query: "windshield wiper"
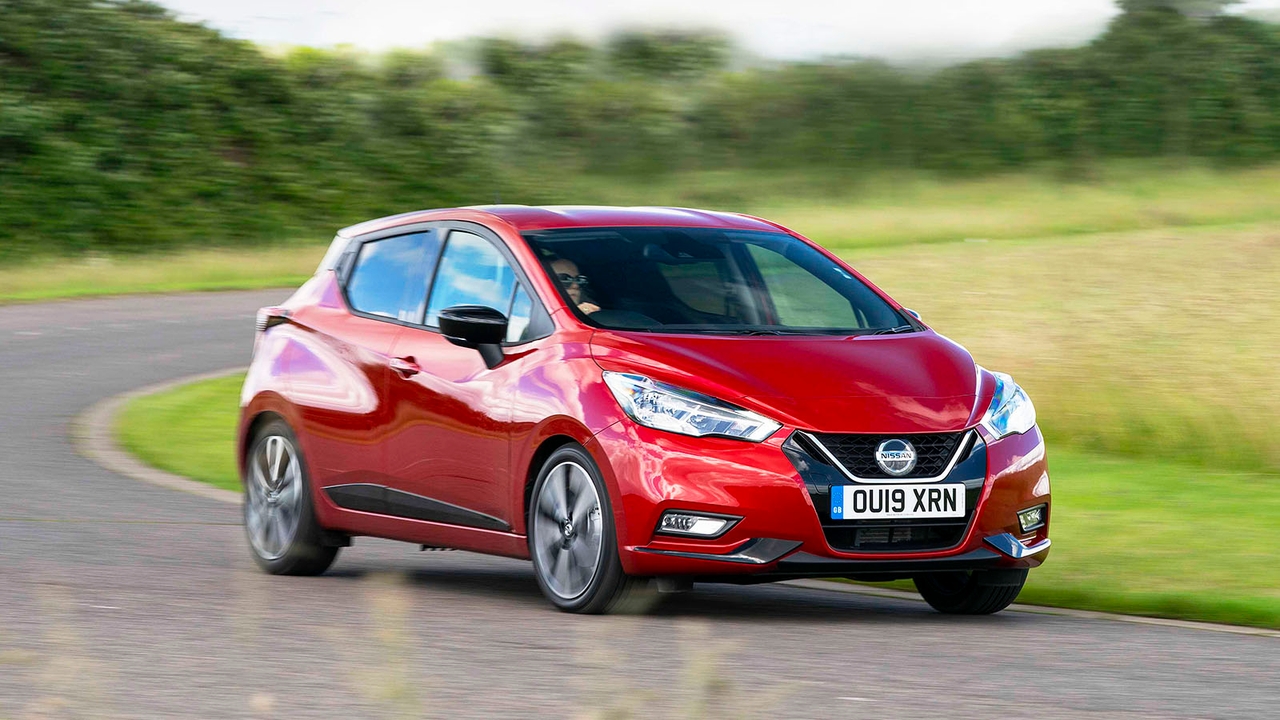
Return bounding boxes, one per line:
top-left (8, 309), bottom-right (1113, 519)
top-left (632, 325), bottom-right (872, 336)
top-left (870, 325), bottom-right (916, 336)
top-left (689, 328), bottom-right (790, 336)
top-left (641, 326), bottom-right (803, 336)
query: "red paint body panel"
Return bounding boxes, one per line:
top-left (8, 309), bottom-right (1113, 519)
top-left (382, 327), bottom-right (512, 523)
top-left (239, 206), bottom-right (1051, 577)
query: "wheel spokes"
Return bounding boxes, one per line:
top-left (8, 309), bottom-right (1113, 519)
top-left (568, 538), bottom-right (594, 572)
top-left (537, 482), bottom-right (563, 524)
top-left (533, 512), bottom-right (562, 551)
top-left (254, 449), bottom-right (272, 490)
top-left (551, 545), bottom-right (571, 590)
top-left (551, 465), bottom-right (570, 520)
top-left (569, 478), bottom-right (597, 523)
top-left (267, 437), bottom-right (282, 486)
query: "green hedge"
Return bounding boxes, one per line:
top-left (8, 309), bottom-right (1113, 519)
top-left (4, 1), bottom-right (1280, 257)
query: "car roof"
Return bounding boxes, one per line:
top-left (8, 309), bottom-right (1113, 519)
top-left (337, 205), bottom-right (783, 238)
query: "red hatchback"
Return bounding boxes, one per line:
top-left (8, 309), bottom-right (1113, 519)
top-left (239, 206), bottom-right (1051, 614)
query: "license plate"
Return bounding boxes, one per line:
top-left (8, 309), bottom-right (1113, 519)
top-left (830, 484), bottom-right (965, 520)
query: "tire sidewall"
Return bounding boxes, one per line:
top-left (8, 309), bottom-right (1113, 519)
top-left (913, 569), bottom-right (1027, 614)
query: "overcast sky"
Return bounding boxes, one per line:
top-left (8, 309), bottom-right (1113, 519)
top-left (155, 0), bottom-right (1280, 61)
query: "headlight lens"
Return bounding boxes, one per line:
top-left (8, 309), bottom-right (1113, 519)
top-left (982, 370), bottom-right (1036, 439)
top-left (602, 372), bottom-right (781, 442)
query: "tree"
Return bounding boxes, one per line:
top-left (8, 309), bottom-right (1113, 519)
top-left (1118, 0), bottom-right (1240, 19)
top-left (606, 31), bottom-right (729, 79)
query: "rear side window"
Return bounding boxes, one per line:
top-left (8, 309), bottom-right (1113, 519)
top-left (346, 231), bottom-right (440, 321)
top-left (425, 231), bottom-right (517, 326)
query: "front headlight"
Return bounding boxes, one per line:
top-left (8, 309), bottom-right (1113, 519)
top-left (981, 370), bottom-right (1036, 439)
top-left (602, 372), bottom-right (781, 442)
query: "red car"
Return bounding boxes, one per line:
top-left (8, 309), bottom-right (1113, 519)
top-left (239, 206), bottom-right (1050, 614)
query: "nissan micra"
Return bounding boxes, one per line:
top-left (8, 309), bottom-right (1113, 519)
top-left (239, 206), bottom-right (1050, 614)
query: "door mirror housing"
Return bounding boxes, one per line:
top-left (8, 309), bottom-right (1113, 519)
top-left (438, 305), bottom-right (507, 368)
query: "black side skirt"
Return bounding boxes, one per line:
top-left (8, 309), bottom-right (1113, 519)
top-left (324, 483), bottom-right (510, 533)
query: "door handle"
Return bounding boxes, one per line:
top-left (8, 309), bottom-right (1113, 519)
top-left (390, 356), bottom-right (420, 378)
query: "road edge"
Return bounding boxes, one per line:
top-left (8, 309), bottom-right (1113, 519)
top-left (71, 367), bottom-right (246, 506)
top-left (784, 580), bottom-right (1280, 639)
top-left (74, 369), bottom-right (1279, 640)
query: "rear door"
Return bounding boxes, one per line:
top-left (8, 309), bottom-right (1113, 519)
top-left (294, 229), bottom-right (439, 493)
top-left (382, 225), bottom-right (552, 530)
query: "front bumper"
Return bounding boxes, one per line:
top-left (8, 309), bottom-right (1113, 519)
top-left (589, 420), bottom-right (1051, 581)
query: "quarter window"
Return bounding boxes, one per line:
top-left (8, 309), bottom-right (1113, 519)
top-left (506, 285), bottom-right (534, 343)
top-left (346, 231), bottom-right (440, 321)
top-left (425, 231), bottom-right (517, 327)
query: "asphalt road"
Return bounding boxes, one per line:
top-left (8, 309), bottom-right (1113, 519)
top-left (1, 290), bottom-right (1276, 719)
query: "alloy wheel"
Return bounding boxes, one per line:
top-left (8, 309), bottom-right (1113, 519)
top-left (532, 461), bottom-right (604, 600)
top-left (245, 434), bottom-right (304, 561)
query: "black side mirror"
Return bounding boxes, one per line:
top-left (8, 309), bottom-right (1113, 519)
top-left (438, 305), bottom-right (507, 369)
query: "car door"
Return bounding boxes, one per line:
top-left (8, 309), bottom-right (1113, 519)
top-left (295, 228), bottom-right (439, 494)
top-left (382, 225), bottom-right (552, 530)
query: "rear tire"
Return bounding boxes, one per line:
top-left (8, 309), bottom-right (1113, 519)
top-left (527, 445), bottom-right (653, 614)
top-left (913, 569), bottom-right (1027, 615)
top-left (243, 418), bottom-right (338, 576)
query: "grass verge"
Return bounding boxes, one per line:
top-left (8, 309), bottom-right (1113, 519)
top-left (115, 372), bottom-right (1280, 629)
top-left (1001, 448), bottom-right (1279, 629)
top-left (115, 373), bottom-right (244, 493)
top-left (0, 246), bottom-right (320, 304)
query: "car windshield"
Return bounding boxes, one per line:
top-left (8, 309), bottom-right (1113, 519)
top-left (522, 227), bottom-right (912, 335)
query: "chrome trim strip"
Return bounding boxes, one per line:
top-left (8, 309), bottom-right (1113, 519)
top-left (798, 429), bottom-right (976, 484)
top-left (984, 532), bottom-right (1051, 559)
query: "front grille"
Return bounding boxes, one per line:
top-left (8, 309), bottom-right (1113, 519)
top-left (823, 521), bottom-right (968, 552)
top-left (805, 431), bottom-right (967, 479)
top-left (782, 430), bottom-right (987, 555)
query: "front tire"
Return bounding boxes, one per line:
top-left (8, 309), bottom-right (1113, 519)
top-left (527, 445), bottom-right (651, 614)
top-left (243, 418), bottom-right (338, 576)
top-left (913, 569), bottom-right (1027, 615)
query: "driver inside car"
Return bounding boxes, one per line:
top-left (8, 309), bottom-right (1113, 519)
top-left (550, 257), bottom-right (600, 315)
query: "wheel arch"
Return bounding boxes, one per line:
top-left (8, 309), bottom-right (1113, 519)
top-left (237, 408), bottom-right (288, 481)
top-left (521, 434), bottom-right (581, 534)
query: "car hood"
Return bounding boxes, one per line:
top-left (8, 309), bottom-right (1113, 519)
top-left (590, 330), bottom-right (983, 434)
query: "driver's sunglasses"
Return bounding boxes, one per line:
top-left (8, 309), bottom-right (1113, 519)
top-left (556, 273), bottom-right (589, 286)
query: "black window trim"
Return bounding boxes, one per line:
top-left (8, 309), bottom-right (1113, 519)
top-left (339, 219), bottom-right (553, 346)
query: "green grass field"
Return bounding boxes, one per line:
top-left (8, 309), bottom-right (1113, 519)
top-left (99, 161), bottom-right (1280, 627)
